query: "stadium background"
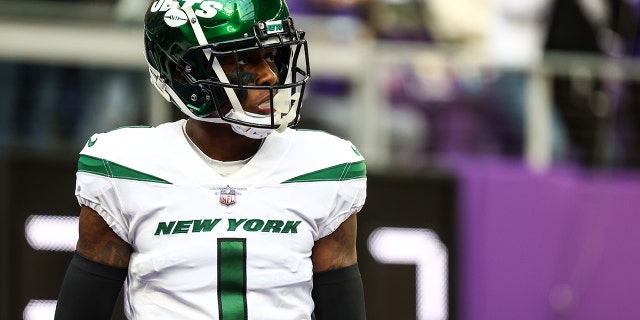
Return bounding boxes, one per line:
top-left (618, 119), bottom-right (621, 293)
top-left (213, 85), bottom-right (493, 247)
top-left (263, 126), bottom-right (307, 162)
top-left (1, 0), bottom-right (640, 319)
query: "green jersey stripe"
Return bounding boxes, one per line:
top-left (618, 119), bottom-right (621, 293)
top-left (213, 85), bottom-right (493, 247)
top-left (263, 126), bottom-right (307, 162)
top-left (282, 160), bottom-right (366, 183)
top-left (77, 154), bottom-right (171, 184)
top-left (218, 239), bottom-right (248, 320)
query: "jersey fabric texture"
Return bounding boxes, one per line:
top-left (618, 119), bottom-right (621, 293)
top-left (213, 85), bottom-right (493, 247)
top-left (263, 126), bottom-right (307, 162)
top-left (74, 119), bottom-right (367, 320)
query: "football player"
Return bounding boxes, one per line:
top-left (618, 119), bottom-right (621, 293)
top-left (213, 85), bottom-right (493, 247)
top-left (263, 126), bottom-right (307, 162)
top-left (54, 0), bottom-right (367, 319)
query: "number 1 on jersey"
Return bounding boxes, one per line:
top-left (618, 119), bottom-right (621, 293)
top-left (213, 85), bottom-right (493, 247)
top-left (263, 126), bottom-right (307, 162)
top-left (218, 238), bottom-right (247, 320)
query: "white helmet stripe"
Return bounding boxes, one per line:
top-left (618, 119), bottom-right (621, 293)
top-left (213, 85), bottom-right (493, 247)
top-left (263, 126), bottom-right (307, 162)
top-left (182, 5), bottom-right (244, 115)
top-left (210, 58), bottom-right (244, 115)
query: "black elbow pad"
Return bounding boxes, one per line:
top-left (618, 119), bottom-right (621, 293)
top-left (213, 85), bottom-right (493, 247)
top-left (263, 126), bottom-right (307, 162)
top-left (312, 264), bottom-right (366, 320)
top-left (54, 252), bottom-right (127, 320)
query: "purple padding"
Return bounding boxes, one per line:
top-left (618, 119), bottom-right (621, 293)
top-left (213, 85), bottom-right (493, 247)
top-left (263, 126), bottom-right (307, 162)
top-left (450, 158), bottom-right (640, 320)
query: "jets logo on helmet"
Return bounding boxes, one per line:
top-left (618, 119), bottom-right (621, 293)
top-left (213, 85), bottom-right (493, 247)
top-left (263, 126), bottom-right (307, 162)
top-left (163, 8), bottom-right (188, 27)
top-left (150, 0), bottom-right (222, 19)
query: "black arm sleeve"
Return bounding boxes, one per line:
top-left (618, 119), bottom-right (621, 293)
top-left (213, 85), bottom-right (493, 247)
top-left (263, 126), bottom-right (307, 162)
top-left (54, 252), bottom-right (127, 320)
top-left (311, 264), bottom-right (366, 320)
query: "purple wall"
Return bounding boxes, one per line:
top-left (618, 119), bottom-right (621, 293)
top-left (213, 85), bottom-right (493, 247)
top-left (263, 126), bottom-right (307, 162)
top-left (450, 158), bottom-right (640, 320)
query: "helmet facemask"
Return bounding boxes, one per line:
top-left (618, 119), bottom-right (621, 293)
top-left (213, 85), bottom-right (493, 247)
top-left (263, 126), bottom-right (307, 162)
top-left (177, 13), bottom-right (309, 137)
top-left (177, 30), bottom-right (309, 131)
top-left (144, 0), bottom-right (310, 139)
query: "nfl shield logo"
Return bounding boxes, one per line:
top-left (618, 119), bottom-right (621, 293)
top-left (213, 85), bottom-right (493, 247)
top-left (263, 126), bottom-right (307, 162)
top-left (219, 186), bottom-right (236, 207)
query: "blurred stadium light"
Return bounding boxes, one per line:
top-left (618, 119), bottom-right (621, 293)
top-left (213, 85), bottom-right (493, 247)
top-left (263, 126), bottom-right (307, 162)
top-left (23, 300), bottom-right (57, 320)
top-left (25, 215), bottom-right (78, 252)
top-left (368, 227), bottom-right (448, 320)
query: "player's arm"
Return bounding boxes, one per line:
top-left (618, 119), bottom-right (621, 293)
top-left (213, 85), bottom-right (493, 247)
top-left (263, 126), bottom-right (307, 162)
top-left (311, 214), bottom-right (366, 320)
top-left (54, 205), bottom-right (131, 320)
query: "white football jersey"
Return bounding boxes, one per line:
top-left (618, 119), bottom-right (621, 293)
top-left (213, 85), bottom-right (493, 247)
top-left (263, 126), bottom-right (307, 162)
top-left (74, 120), bottom-right (367, 320)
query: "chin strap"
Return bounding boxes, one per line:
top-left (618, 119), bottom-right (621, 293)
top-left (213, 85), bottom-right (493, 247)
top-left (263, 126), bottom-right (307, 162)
top-left (148, 64), bottom-right (275, 139)
top-left (148, 63), bottom-right (274, 138)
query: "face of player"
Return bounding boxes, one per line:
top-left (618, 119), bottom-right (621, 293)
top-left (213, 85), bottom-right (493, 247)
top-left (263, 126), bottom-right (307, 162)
top-left (218, 48), bottom-right (280, 116)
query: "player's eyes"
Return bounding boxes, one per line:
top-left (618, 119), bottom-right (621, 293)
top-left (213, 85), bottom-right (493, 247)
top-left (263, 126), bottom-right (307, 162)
top-left (263, 49), bottom-right (277, 62)
top-left (264, 54), bottom-right (276, 63)
top-left (232, 50), bottom-right (276, 66)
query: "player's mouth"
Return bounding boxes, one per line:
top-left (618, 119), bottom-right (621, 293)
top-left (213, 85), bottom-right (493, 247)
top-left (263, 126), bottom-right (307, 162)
top-left (256, 96), bottom-right (273, 114)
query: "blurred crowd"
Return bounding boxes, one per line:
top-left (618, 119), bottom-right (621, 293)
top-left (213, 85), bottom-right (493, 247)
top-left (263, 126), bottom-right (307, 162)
top-left (296, 0), bottom-right (640, 170)
top-left (1, 0), bottom-right (639, 170)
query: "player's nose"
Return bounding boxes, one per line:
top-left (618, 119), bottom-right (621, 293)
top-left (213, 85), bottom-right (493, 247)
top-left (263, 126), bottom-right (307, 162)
top-left (255, 59), bottom-right (278, 86)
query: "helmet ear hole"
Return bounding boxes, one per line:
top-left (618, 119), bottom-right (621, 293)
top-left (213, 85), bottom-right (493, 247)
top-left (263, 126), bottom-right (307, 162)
top-left (175, 68), bottom-right (187, 84)
top-left (163, 60), bottom-right (185, 85)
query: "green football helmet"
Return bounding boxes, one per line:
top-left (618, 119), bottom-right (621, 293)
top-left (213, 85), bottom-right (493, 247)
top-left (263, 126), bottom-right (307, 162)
top-left (144, 0), bottom-right (310, 138)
